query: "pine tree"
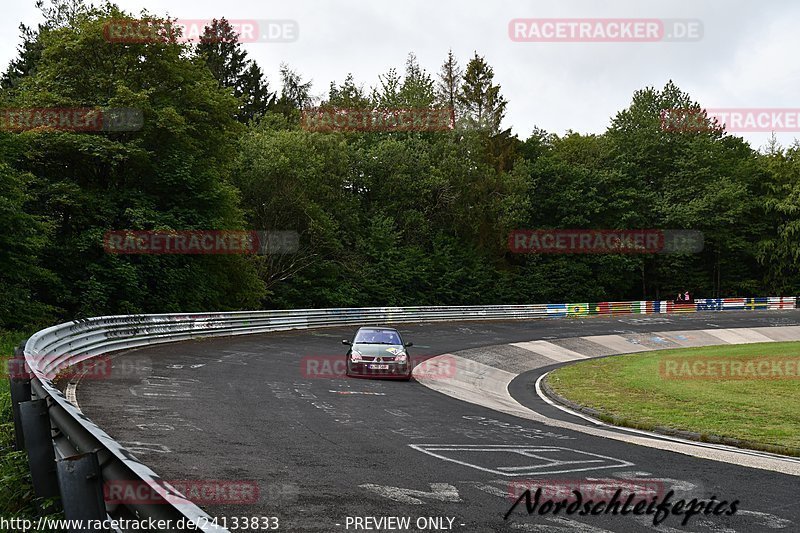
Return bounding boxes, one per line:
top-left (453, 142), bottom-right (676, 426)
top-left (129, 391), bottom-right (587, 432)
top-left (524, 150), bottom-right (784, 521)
top-left (274, 63), bottom-right (314, 118)
top-left (325, 73), bottom-right (370, 108)
top-left (371, 68), bottom-right (402, 108)
top-left (239, 61), bottom-right (276, 122)
top-left (459, 52), bottom-right (507, 134)
top-left (1, 24), bottom-right (43, 91)
top-left (398, 53), bottom-right (435, 107)
top-left (197, 18), bottom-right (276, 123)
top-left (436, 49), bottom-right (463, 119)
top-left (1, 0), bottom-right (91, 91)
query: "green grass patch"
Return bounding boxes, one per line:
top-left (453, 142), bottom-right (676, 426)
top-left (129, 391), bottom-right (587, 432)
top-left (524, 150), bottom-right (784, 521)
top-left (546, 342), bottom-right (800, 454)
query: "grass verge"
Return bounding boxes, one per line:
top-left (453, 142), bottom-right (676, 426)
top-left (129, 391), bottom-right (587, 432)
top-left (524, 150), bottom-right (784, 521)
top-left (546, 341), bottom-right (800, 455)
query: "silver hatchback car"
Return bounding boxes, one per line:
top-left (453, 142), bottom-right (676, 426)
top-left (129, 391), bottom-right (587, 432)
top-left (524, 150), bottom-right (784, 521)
top-left (342, 327), bottom-right (413, 380)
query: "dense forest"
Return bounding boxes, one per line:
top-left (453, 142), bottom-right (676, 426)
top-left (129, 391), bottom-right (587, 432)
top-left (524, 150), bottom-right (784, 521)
top-left (2, 1), bottom-right (800, 332)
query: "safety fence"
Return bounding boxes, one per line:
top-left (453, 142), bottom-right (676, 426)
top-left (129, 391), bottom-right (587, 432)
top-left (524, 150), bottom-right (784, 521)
top-left (8, 296), bottom-right (797, 531)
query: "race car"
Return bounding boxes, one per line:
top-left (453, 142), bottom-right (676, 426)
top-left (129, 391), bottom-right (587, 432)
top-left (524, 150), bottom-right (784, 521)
top-left (342, 327), bottom-right (413, 380)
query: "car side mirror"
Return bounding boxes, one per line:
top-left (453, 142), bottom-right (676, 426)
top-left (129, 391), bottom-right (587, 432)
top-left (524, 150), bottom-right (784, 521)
top-left (342, 339), bottom-right (351, 345)
top-left (404, 342), bottom-right (413, 347)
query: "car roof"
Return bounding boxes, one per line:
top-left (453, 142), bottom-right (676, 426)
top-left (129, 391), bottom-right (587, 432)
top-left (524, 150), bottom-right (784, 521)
top-left (356, 327), bottom-right (399, 332)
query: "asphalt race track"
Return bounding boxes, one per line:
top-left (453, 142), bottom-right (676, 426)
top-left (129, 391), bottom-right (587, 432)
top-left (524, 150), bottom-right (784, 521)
top-left (76, 310), bottom-right (800, 532)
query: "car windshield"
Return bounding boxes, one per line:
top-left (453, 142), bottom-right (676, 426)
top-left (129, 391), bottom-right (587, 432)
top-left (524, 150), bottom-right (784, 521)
top-left (354, 329), bottom-right (401, 345)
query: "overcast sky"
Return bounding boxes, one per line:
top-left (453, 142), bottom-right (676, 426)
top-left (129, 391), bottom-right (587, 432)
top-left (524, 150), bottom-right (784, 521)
top-left (3, 0), bottom-right (799, 150)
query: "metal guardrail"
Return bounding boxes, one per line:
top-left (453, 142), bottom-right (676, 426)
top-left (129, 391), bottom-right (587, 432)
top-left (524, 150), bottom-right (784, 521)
top-left (10, 296), bottom-right (797, 531)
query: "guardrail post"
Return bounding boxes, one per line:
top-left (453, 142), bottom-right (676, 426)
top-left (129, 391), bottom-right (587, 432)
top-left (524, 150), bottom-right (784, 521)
top-left (9, 345), bottom-right (32, 451)
top-left (57, 452), bottom-right (107, 528)
top-left (20, 399), bottom-right (61, 503)
top-left (9, 376), bottom-right (31, 451)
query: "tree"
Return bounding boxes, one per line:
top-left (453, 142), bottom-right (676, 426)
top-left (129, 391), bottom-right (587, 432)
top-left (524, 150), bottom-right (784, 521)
top-left (757, 141), bottom-right (800, 294)
top-left (196, 18), bottom-right (276, 123)
top-left (237, 61), bottom-right (276, 122)
top-left (436, 50), bottom-right (463, 119)
top-left (231, 121), bottom-right (360, 306)
top-left (0, 161), bottom-right (54, 328)
top-left (370, 68), bottom-right (403, 108)
top-left (397, 53), bottom-right (435, 107)
top-left (371, 54), bottom-right (436, 109)
top-left (517, 132), bottom-right (642, 300)
top-left (1, 0), bottom-right (92, 91)
top-left (324, 73), bottom-right (371, 109)
top-left (5, 5), bottom-right (265, 317)
top-left (1, 24), bottom-right (44, 92)
top-left (606, 81), bottom-right (761, 298)
top-left (35, 0), bottom-right (89, 27)
top-left (458, 52), bottom-right (507, 134)
top-left (273, 63), bottom-right (314, 120)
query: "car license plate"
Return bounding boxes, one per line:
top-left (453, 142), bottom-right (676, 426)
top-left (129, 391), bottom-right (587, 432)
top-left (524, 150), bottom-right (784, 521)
top-left (369, 364), bottom-right (390, 370)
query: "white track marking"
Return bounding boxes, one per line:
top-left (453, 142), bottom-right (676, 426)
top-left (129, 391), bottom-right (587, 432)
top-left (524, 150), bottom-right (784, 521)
top-left (65, 382), bottom-right (80, 411)
top-left (359, 483), bottom-right (461, 505)
top-left (630, 514), bottom-right (702, 533)
top-left (117, 441), bottom-right (172, 454)
top-left (512, 517), bottom-right (615, 532)
top-left (136, 423), bottom-right (174, 431)
top-left (736, 510), bottom-right (793, 529)
top-left (65, 354), bottom-right (104, 411)
top-left (462, 481), bottom-right (509, 498)
top-left (409, 444), bottom-right (633, 476)
top-left (534, 375), bottom-right (605, 426)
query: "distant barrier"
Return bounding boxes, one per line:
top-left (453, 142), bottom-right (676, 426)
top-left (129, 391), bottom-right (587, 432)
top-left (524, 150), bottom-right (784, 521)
top-left (558, 297), bottom-right (794, 317)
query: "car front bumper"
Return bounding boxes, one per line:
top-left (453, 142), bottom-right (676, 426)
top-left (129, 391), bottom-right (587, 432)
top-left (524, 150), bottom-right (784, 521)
top-left (347, 361), bottom-right (411, 379)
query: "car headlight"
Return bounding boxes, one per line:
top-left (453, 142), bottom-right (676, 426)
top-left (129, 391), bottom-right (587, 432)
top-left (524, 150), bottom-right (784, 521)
top-left (350, 350), bottom-right (363, 362)
top-left (395, 352), bottom-right (408, 363)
